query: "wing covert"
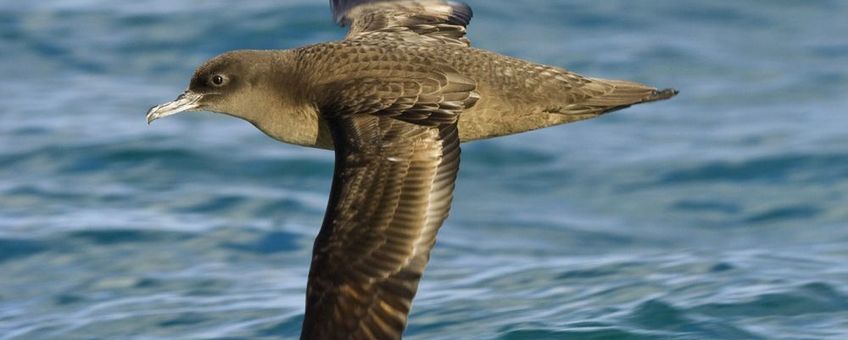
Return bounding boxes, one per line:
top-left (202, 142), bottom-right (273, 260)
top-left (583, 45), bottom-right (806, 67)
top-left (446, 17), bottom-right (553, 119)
top-left (317, 62), bottom-right (479, 126)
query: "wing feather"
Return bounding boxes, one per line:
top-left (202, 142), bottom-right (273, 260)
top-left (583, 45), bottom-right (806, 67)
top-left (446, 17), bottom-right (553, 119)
top-left (332, 0), bottom-right (473, 46)
top-left (302, 119), bottom-right (460, 340)
top-left (301, 63), bottom-right (476, 339)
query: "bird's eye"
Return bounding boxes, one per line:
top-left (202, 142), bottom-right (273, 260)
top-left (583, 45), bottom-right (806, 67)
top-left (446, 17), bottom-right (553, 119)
top-left (211, 74), bottom-right (225, 86)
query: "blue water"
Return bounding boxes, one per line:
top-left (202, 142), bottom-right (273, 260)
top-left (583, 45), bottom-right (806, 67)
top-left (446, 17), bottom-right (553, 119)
top-left (2, 0), bottom-right (847, 338)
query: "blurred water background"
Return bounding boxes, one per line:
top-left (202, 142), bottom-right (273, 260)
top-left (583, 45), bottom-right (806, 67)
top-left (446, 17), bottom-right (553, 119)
top-left (2, 0), bottom-right (848, 338)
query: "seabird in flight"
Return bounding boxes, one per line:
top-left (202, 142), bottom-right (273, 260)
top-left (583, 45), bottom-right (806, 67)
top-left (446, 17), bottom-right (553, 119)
top-left (146, 0), bottom-right (677, 338)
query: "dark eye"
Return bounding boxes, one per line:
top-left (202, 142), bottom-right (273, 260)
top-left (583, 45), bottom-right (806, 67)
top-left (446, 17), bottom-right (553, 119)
top-left (211, 75), bottom-right (225, 86)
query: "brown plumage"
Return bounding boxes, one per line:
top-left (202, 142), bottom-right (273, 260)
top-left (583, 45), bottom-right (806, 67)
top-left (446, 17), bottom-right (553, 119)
top-left (146, 0), bottom-right (677, 339)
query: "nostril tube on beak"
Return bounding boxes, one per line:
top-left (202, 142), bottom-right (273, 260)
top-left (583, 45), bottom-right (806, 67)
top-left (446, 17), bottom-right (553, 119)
top-left (145, 91), bottom-right (203, 124)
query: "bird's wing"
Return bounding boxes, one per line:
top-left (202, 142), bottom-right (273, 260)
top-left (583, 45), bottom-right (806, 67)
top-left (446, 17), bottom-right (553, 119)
top-left (330, 0), bottom-right (473, 46)
top-left (301, 65), bottom-right (477, 339)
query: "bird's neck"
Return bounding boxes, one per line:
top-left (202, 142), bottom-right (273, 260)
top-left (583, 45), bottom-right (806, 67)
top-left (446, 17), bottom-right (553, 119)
top-left (230, 51), bottom-right (334, 150)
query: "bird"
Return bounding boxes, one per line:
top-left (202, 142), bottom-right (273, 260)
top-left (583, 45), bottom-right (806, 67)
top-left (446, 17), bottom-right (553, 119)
top-left (146, 0), bottom-right (677, 338)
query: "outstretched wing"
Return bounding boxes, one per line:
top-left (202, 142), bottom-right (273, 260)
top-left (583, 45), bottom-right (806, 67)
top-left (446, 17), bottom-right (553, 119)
top-left (330, 0), bottom-right (473, 46)
top-left (301, 66), bottom-right (477, 339)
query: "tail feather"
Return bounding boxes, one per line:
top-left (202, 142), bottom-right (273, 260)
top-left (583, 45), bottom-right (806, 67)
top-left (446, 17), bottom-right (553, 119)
top-left (578, 79), bottom-right (678, 115)
top-left (646, 88), bottom-right (679, 103)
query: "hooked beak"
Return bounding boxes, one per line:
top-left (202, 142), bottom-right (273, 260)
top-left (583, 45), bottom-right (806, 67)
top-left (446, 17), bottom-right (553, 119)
top-left (146, 91), bottom-right (203, 124)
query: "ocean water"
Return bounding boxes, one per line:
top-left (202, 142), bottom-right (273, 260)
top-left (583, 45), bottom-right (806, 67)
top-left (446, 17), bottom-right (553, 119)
top-left (1, 0), bottom-right (847, 338)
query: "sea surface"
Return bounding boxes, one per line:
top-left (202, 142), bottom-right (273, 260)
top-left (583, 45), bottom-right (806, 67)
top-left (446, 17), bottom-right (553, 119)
top-left (2, 0), bottom-right (848, 339)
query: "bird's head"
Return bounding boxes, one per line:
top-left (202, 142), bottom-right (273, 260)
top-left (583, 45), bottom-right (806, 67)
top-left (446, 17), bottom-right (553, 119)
top-left (146, 50), bottom-right (331, 148)
top-left (146, 50), bottom-right (270, 124)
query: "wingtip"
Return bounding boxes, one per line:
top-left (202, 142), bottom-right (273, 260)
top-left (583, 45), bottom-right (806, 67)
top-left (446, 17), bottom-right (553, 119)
top-left (446, 1), bottom-right (473, 25)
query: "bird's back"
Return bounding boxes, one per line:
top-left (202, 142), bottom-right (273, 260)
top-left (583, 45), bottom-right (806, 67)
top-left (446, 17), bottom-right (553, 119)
top-left (296, 37), bottom-right (675, 143)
